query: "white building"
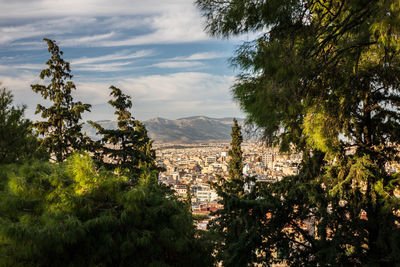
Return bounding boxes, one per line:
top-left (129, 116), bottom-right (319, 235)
top-left (262, 153), bottom-right (274, 169)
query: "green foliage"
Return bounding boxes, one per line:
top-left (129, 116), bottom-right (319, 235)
top-left (228, 119), bottom-right (244, 195)
top-left (208, 119), bottom-right (255, 266)
top-left (0, 154), bottom-right (213, 266)
top-left (89, 86), bottom-right (159, 181)
top-left (198, 0), bottom-right (400, 154)
top-left (197, 0), bottom-right (400, 265)
top-left (1, 38), bottom-right (212, 266)
top-left (31, 39), bottom-right (91, 162)
top-left (303, 106), bottom-right (341, 156)
top-left (0, 87), bottom-right (48, 164)
top-left (186, 184), bottom-right (192, 212)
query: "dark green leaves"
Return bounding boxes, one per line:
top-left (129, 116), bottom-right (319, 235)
top-left (89, 86), bottom-right (159, 182)
top-left (0, 154), bottom-right (213, 266)
top-left (0, 87), bottom-right (47, 164)
top-left (31, 39), bottom-right (91, 162)
top-left (197, 0), bottom-right (400, 265)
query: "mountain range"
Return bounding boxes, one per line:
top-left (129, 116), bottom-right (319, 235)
top-left (83, 116), bottom-right (244, 144)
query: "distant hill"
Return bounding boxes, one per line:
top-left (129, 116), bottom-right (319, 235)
top-left (83, 116), bottom-right (245, 144)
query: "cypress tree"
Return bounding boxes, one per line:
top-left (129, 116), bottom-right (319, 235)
top-left (186, 184), bottom-right (192, 212)
top-left (31, 38), bottom-right (91, 162)
top-left (208, 118), bottom-right (254, 266)
top-left (227, 118), bottom-right (244, 196)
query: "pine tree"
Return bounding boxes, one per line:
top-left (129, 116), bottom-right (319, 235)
top-left (135, 120), bottom-right (158, 170)
top-left (31, 38), bottom-right (91, 162)
top-left (197, 0), bottom-right (400, 265)
top-left (0, 153), bottom-right (214, 266)
top-left (89, 86), bottom-right (158, 180)
top-left (0, 87), bottom-right (47, 163)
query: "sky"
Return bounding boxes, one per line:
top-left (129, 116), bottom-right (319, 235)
top-left (0, 0), bottom-right (249, 121)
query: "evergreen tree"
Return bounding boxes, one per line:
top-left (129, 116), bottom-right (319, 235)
top-left (0, 153), bottom-right (213, 266)
top-left (135, 120), bottom-right (158, 170)
top-left (0, 87), bottom-right (47, 163)
top-left (89, 86), bottom-right (158, 180)
top-left (208, 119), bottom-right (255, 266)
top-left (31, 38), bottom-right (91, 162)
top-left (227, 118), bottom-right (244, 196)
top-left (186, 184), bottom-right (192, 212)
top-left (197, 0), bottom-right (400, 265)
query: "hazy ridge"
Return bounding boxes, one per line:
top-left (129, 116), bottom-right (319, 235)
top-left (83, 116), bottom-right (244, 144)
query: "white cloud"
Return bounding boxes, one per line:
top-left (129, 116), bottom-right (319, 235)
top-left (0, 0), bottom-right (194, 19)
top-left (0, 71), bottom-right (240, 120)
top-left (97, 9), bottom-right (208, 46)
top-left (173, 52), bottom-right (229, 61)
top-left (69, 49), bottom-right (155, 72)
top-left (71, 49), bottom-right (153, 65)
top-left (0, 17), bottom-right (99, 45)
top-left (1, 73), bottom-right (39, 91)
top-left (0, 24), bottom-right (46, 45)
top-left (0, 64), bottom-right (44, 71)
top-left (0, 1), bottom-right (242, 120)
top-left (148, 51), bottom-right (228, 70)
top-left (114, 72), bottom-right (239, 119)
top-left (68, 72), bottom-right (239, 120)
top-left (0, 50), bottom-right (154, 73)
top-left (74, 61), bottom-right (133, 72)
top-left (60, 32), bottom-right (117, 46)
top-left (0, 0), bottom-right (210, 47)
top-left (152, 61), bottom-right (204, 69)
top-left (117, 72), bottom-right (234, 102)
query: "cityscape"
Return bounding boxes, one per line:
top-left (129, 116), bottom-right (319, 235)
top-left (155, 142), bottom-right (302, 229)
